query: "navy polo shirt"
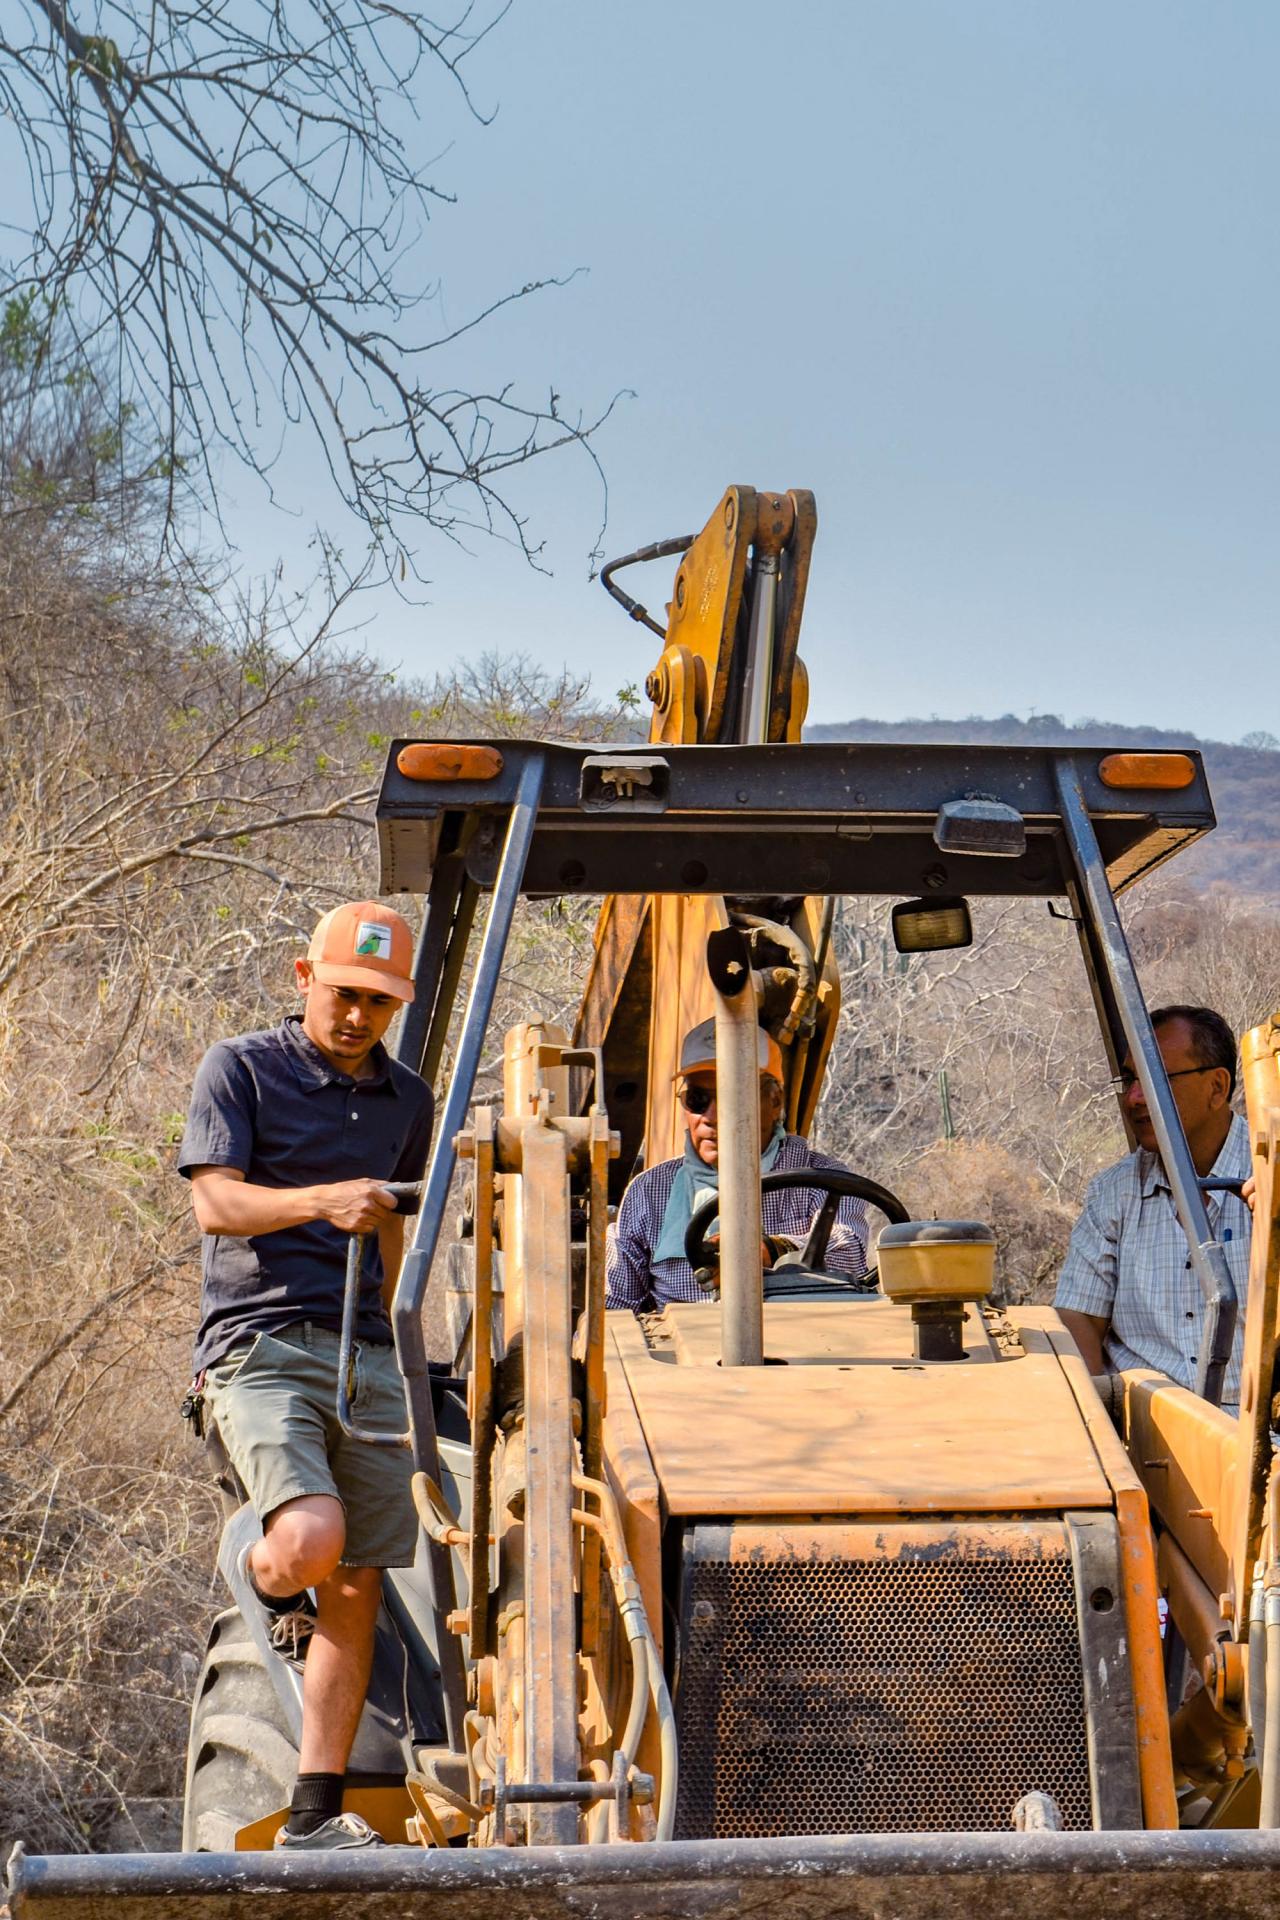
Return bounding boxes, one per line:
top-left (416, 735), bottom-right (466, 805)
top-left (179, 1015), bottom-right (434, 1371)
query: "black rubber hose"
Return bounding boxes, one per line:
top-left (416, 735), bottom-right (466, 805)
top-left (600, 535), bottom-right (694, 638)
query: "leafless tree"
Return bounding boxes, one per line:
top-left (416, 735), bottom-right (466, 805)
top-left (0, 2), bottom-right (619, 561)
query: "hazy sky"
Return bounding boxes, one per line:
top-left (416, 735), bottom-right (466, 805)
top-left (228, 2), bottom-right (1279, 743)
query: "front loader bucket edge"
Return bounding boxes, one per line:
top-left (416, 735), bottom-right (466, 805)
top-left (10, 1829), bottom-right (1280, 1920)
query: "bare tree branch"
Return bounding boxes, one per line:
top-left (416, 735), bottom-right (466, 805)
top-left (1, 1), bottom-right (620, 563)
top-left (0, 784), bottom-right (374, 993)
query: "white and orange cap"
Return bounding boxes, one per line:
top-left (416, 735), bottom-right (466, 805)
top-left (307, 901), bottom-right (415, 1003)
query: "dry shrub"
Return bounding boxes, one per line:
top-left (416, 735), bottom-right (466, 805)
top-left (814, 896), bottom-right (1127, 1209)
top-left (0, 1454), bottom-right (218, 1856)
top-left (898, 1139), bottom-right (1079, 1306)
top-left (0, 957), bottom-right (224, 1854)
top-left (1125, 882), bottom-right (1280, 1042)
top-left (808, 889), bottom-right (1280, 1310)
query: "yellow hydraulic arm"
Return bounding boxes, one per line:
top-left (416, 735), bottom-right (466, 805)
top-left (577, 487), bottom-right (838, 1185)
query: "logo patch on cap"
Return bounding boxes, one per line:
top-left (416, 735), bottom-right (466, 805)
top-left (355, 921), bottom-right (393, 958)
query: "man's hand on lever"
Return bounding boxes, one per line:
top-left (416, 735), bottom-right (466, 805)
top-left (319, 1179), bottom-right (399, 1235)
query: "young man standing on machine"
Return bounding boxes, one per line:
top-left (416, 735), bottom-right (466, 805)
top-left (180, 901), bottom-right (431, 1851)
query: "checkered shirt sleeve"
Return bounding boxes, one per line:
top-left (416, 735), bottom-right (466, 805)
top-left (1054, 1171), bottom-right (1124, 1320)
top-left (606, 1134), bottom-right (869, 1313)
top-left (1054, 1113), bottom-right (1251, 1404)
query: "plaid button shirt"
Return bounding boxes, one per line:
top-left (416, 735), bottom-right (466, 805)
top-left (606, 1133), bottom-right (869, 1313)
top-left (1054, 1112), bottom-right (1251, 1405)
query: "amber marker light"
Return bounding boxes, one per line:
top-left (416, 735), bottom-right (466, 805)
top-left (1098, 752), bottom-right (1196, 790)
top-left (396, 743), bottom-right (504, 781)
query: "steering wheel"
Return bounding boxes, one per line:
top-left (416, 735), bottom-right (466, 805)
top-left (683, 1167), bottom-right (910, 1296)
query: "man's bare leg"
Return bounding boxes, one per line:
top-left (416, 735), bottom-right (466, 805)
top-left (297, 1564), bottom-right (384, 1773)
top-left (245, 1494), bottom-right (383, 1773)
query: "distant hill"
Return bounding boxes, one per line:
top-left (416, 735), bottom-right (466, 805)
top-left (805, 713), bottom-right (1280, 898)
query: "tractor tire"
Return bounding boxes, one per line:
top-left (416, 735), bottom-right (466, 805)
top-left (182, 1605), bottom-right (298, 1851)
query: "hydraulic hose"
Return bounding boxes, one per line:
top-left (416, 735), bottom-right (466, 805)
top-left (731, 912), bottom-right (818, 1047)
top-left (618, 1593), bottom-right (651, 1771)
top-left (1262, 1465), bottom-right (1280, 1828)
top-left (1250, 1564), bottom-right (1267, 1779)
top-left (648, 1622), bottom-right (679, 1842)
top-left (600, 535), bottom-right (694, 639)
top-left (1263, 1590), bottom-right (1280, 1828)
top-left (574, 1472), bottom-right (678, 1841)
top-left (570, 1503), bottom-right (648, 1779)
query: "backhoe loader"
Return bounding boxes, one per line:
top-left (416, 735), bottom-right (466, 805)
top-left (9, 489), bottom-right (1280, 1918)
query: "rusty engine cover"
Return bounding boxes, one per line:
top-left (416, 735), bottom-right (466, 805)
top-left (673, 1520), bottom-right (1105, 1838)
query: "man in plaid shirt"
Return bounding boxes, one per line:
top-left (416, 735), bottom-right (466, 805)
top-left (1055, 1005), bottom-right (1251, 1407)
top-left (606, 1017), bottom-right (869, 1313)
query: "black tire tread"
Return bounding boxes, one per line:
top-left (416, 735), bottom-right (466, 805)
top-left (181, 1606), bottom-right (298, 1851)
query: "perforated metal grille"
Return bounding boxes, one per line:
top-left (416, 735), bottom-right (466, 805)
top-left (673, 1534), bottom-right (1091, 1838)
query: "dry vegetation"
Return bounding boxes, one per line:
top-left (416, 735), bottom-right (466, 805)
top-left (0, 583), bottom-right (620, 1849)
top-left (0, 313), bottom-right (627, 1852)
top-left (818, 887), bottom-right (1280, 1302)
top-left (3, 329), bottom-right (1279, 1858)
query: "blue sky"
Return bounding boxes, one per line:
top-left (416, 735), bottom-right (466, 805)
top-left (226, 2), bottom-right (1279, 742)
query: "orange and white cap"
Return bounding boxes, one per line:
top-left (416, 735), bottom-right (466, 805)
top-left (307, 901), bottom-right (415, 1003)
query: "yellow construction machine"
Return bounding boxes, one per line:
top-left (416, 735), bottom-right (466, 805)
top-left (9, 490), bottom-right (1280, 1916)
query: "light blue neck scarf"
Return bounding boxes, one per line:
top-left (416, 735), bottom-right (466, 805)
top-left (653, 1121), bottom-right (787, 1266)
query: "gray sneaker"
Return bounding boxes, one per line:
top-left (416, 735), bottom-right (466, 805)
top-left (275, 1812), bottom-right (386, 1850)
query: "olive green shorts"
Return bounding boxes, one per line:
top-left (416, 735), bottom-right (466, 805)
top-left (203, 1322), bottom-right (417, 1568)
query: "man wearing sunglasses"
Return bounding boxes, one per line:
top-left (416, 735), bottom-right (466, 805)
top-left (1055, 1004), bottom-right (1251, 1407)
top-left (605, 1017), bottom-right (869, 1314)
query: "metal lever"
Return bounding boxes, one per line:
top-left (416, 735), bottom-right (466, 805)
top-left (1054, 759), bottom-right (1238, 1406)
top-left (483, 1754), bottom-right (653, 1844)
top-left (336, 1180), bottom-right (422, 1447)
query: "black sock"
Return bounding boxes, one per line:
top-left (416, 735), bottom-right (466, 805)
top-left (248, 1565), bottom-right (308, 1616)
top-left (286, 1772), bottom-right (344, 1836)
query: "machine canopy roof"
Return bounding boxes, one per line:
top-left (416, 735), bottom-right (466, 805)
top-left (376, 739), bottom-right (1214, 902)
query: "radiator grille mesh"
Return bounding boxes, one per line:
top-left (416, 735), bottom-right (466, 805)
top-left (673, 1537), bottom-right (1091, 1838)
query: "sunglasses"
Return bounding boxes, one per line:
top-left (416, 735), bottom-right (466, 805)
top-left (679, 1084), bottom-right (717, 1116)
